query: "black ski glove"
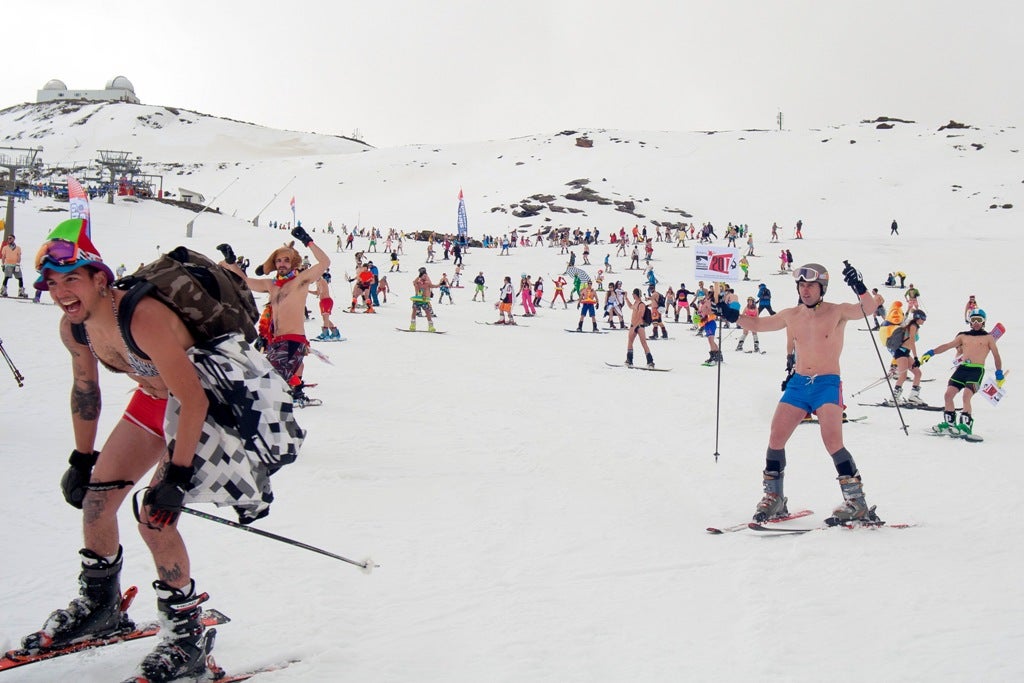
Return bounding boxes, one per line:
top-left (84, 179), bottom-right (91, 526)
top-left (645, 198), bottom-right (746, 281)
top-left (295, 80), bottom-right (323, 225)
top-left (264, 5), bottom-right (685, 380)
top-left (216, 243), bottom-right (237, 265)
top-left (61, 449), bottom-right (99, 509)
top-left (841, 261), bottom-right (867, 296)
top-left (255, 264), bottom-right (265, 276)
top-left (781, 353), bottom-right (796, 391)
top-left (291, 225), bottom-right (313, 247)
top-left (143, 463), bottom-right (193, 528)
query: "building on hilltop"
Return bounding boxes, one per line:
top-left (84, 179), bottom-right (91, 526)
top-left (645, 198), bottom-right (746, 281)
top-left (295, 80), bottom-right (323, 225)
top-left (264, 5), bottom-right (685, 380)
top-left (36, 76), bottom-right (140, 104)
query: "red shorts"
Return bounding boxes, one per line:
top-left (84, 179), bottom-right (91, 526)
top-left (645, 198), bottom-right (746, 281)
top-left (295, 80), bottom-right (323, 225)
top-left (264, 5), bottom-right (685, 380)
top-left (122, 389), bottom-right (167, 438)
top-left (319, 297), bottom-right (334, 314)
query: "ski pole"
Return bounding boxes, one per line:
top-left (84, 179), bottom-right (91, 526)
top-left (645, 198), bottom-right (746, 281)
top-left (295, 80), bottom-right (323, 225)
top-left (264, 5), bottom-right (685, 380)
top-left (132, 489), bottom-right (377, 573)
top-left (0, 337), bottom-right (25, 387)
top-left (712, 285), bottom-right (725, 462)
top-left (849, 373), bottom-right (893, 399)
top-left (179, 506), bottom-right (377, 573)
top-left (843, 260), bottom-right (909, 435)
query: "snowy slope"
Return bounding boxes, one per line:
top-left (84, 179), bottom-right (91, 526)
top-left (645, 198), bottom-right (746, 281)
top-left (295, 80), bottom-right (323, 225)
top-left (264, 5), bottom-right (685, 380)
top-left (0, 114), bottom-right (1020, 683)
top-left (0, 100), bottom-right (369, 164)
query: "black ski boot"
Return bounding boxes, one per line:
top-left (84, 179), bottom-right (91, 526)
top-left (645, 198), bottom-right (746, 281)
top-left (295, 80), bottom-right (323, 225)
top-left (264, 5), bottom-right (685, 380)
top-left (135, 580), bottom-right (212, 682)
top-left (646, 352), bottom-right (655, 369)
top-left (22, 547), bottom-right (133, 651)
top-left (625, 350), bottom-right (634, 367)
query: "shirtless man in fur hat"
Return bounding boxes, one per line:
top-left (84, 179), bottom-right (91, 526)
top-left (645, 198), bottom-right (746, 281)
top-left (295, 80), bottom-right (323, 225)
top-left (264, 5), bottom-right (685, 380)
top-left (224, 226), bottom-right (329, 404)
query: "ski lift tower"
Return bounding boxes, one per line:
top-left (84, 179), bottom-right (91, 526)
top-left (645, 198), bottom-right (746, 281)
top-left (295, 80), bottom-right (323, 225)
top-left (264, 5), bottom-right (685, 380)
top-left (96, 150), bottom-right (142, 204)
top-left (0, 145), bottom-right (42, 242)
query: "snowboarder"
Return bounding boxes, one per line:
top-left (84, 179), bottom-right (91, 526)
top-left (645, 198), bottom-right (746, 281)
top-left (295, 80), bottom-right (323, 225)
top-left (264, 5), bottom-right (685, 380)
top-left (920, 309), bottom-right (1005, 436)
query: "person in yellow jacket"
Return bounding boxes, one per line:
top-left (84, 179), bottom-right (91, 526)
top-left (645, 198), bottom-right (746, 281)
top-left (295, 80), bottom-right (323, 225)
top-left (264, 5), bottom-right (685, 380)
top-left (879, 300), bottom-right (905, 345)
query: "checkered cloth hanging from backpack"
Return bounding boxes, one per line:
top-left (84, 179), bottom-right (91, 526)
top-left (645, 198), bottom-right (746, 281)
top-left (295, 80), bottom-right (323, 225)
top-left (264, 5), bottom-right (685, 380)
top-left (164, 334), bottom-right (305, 523)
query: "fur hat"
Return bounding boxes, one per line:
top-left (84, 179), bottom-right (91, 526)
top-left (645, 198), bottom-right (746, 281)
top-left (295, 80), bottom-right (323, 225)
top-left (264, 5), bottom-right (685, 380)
top-left (262, 241), bottom-right (301, 274)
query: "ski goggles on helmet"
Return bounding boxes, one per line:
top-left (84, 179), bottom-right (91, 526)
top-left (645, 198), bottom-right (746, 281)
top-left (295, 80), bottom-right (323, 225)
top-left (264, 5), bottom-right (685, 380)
top-left (35, 238), bottom-right (82, 269)
top-left (792, 266), bottom-right (823, 283)
top-left (969, 315), bottom-right (985, 324)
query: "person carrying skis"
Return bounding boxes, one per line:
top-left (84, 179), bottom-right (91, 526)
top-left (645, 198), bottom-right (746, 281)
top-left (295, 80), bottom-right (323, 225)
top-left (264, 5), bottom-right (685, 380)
top-left (920, 309), bottom-right (1005, 436)
top-left (731, 261), bottom-right (881, 525)
top-left (24, 220), bottom-right (303, 683)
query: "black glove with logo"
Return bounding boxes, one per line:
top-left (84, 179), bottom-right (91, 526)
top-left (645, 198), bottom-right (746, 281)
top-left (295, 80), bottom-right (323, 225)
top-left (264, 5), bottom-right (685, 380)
top-left (216, 243), bottom-right (237, 265)
top-left (143, 463), bottom-right (193, 528)
top-left (781, 353), bottom-right (796, 391)
top-left (61, 449), bottom-right (99, 509)
top-left (842, 261), bottom-right (867, 296)
top-left (291, 225), bottom-right (313, 247)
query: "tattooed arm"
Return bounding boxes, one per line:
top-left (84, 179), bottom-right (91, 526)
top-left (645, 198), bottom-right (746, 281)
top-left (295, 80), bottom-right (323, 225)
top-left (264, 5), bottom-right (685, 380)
top-left (59, 317), bottom-right (101, 454)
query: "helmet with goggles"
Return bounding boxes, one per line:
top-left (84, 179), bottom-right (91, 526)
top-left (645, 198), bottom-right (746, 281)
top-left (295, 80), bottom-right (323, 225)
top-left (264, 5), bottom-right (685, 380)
top-left (793, 263), bottom-right (829, 295)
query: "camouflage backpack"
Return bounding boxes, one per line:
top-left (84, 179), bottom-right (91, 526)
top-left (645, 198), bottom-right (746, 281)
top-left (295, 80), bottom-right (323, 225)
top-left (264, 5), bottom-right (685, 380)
top-left (72, 246), bottom-right (259, 358)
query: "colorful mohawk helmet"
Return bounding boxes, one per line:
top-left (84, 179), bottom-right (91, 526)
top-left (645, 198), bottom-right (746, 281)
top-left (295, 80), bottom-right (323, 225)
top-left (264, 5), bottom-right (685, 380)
top-left (34, 218), bottom-right (115, 291)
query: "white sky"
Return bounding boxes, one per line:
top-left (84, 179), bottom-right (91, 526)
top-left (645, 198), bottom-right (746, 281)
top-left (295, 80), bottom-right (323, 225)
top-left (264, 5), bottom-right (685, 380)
top-left (5, 0), bottom-right (1020, 147)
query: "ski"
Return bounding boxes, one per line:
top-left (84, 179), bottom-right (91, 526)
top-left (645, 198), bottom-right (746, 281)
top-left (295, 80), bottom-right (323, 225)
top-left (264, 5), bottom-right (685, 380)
top-left (307, 347), bottom-right (333, 365)
top-left (707, 509), bottom-right (813, 534)
top-left (310, 336), bottom-right (347, 342)
top-left (800, 416), bottom-right (867, 424)
top-left (476, 321), bottom-right (527, 327)
top-left (1, 608), bottom-right (231, 672)
top-left (605, 362), bottom-right (671, 372)
top-left (748, 520), bottom-right (917, 535)
top-left (396, 327), bottom-right (446, 334)
top-left (858, 401), bottom-right (944, 411)
top-left (742, 350), bottom-right (767, 355)
top-left (565, 329), bottom-right (607, 334)
top-left (923, 429), bottom-right (983, 443)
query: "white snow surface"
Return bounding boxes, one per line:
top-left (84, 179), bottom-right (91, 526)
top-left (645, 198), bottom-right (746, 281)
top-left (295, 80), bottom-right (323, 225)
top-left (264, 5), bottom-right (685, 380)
top-left (0, 111), bottom-right (1021, 682)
